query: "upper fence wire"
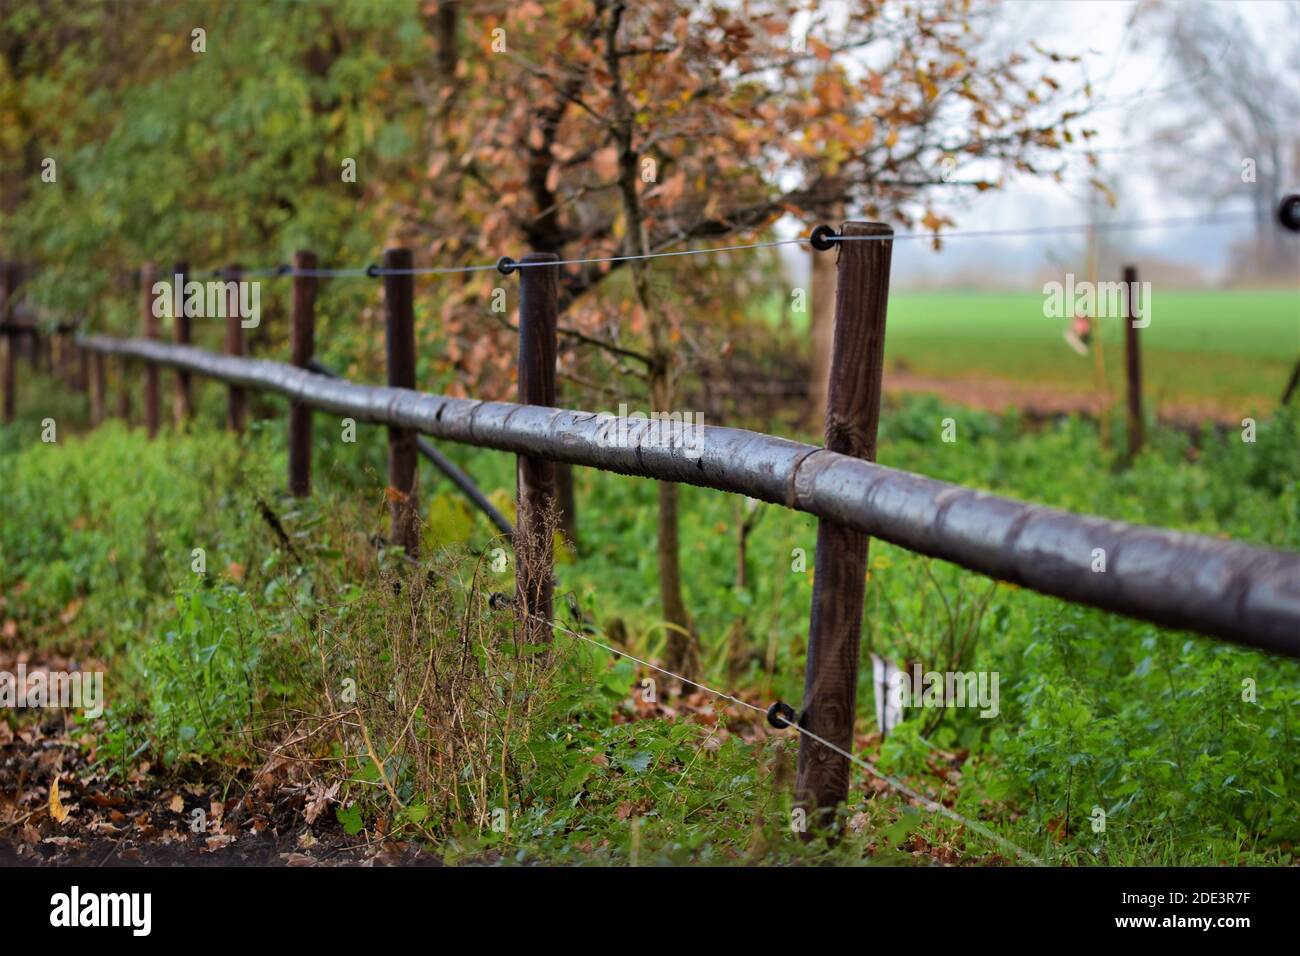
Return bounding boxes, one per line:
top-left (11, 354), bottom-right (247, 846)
top-left (50, 206), bottom-right (1279, 284)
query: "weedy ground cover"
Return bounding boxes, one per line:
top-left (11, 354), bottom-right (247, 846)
top-left (2, 374), bottom-right (1297, 864)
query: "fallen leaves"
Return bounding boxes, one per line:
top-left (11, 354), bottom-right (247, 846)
top-left (303, 781), bottom-right (339, 825)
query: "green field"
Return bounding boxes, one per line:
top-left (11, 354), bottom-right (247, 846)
top-left (882, 291), bottom-right (1300, 413)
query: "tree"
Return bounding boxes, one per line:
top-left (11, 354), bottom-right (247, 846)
top-left (0, 0), bottom-right (1095, 678)
top-left (1136, 0), bottom-right (1300, 282)
top-left (405, 0), bottom-right (1093, 674)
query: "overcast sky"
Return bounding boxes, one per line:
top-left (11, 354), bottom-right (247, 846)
top-left (780, 0), bottom-right (1298, 289)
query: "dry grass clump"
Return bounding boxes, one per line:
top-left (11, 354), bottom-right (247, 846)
top-left (265, 498), bottom-right (565, 842)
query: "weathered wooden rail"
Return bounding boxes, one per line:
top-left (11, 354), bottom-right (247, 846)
top-left (6, 223), bottom-right (1300, 835)
top-left (73, 328), bottom-right (1300, 660)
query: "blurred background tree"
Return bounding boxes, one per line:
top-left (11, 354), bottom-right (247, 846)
top-left (0, 0), bottom-right (1093, 674)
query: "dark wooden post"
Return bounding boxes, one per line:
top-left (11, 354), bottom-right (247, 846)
top-left (383, 248), bottom-right (419, 557)
top-left (516, 253), bottom-right (559, 643)
top-left (1, 261), bottom-right (15, 424)
top-left (50, 332), bottom-right (62, 385)
top-left (1122, 265), bottom-right (1144, 460)
top-left (555, 462), bottom-right (578, 548)
top-left (224, 264), bottom-right (245, 433)
top-left (141, 263), bottom-right (160, 437)
top-left (75, 340), bottom-right (88, 392)
top-left (116, 355), bottom-right (132, 423)
top-left (172, 260), bottom-right (193, 426)
top-left (89, 350), bottom-right (105, 426)
top-left (288, 250), bottom-right (317, 497)
top-left (1282, 357), bottom-right (1300, 406)
top-left (796, 221), bottom-right (893, 834)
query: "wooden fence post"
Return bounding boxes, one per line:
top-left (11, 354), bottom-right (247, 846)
top-left (172, 260), bottom-right (193, 426)
top-left (89, 350), bottom-right (105, 426)
top-left (50, 331), bottom-right (62, 385)
top-left (75, 339), bottom-right (88, 393)
top-left (516, 253), bottom-right (559, 644)
top-left (116, 354), bottom-right (132, 423)
top-left (289, 250), bottom-right (317, 497)
top-left (555, 462), bottom-right (578, 549)
top-left (383, 248), bottom-right (419, 557)
top-left (224, 264), bottom-right (245, 433)
top-left (2, 261), bottom-right (15, 424)
top-left (141, 263), bottom-right (160, 437)
top-left (1123, 264), bottom-right (1144, 460)
top-left (796, 221), bottom-right (893, 834)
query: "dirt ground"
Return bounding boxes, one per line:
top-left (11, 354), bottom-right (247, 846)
top-left (0, 651), bottom-right (440, 867)
top-left (883, 368), bottom-right (1248, 429)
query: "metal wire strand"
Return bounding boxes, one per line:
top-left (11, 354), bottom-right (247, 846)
top-left (530, 608), bottom-right (1047, 866)
top-left (168, 208), bottom-right (1257, 279)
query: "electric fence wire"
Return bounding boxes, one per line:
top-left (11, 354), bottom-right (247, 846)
top-left (171, 208), bottom-right (1263, 282)
top-left (528, 607), bottom-right (1049, 867)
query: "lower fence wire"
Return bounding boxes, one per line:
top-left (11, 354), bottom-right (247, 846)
top-left (527, 608), bottom-right (1047, 866)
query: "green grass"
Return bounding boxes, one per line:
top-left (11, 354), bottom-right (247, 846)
top-left (881, 290), bottom-right (1300, 411)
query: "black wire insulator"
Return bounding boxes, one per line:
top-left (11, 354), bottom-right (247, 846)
top-left (766, 700), bottom-right (797, 729)
top-left (277, 264), bottom-right (292, 276)
top-left (1279, 194), bottom-right (1300, 233)
top-left (496, 256), bottom-right (517, 276)
top-left (809, 224), bottom-right (838, 251)
top-left (364, 263), bottom-right (380, 278)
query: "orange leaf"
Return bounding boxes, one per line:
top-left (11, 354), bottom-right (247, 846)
top-left (50, 777), bottom-right (70, 824)
top-left (59, 598), bottom-right (82, 626)
top-left (594, 146), bottom-right (619, 181)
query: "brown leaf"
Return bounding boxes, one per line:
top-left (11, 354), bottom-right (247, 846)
top-left (203, 834), bottom-right (236, 852)
top-left (304, 781), bottom-right (339, 825)
top-left (168, 793), bottom-right (184, 813)
top-left (594, 146), bottom-right (618, 181)
top-left (59, 599), bottom-right (82, 625)
top-left (49, 777), bottom-right (70, 824)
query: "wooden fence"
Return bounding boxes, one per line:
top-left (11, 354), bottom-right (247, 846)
top-left (4, 222), bottom-right (1300, 830)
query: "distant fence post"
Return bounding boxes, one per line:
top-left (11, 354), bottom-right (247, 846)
top-left (1123, 264), bottom-right (1144, 460)
top-left (289, 250), bottom-right (317, 497)
top-left (116, 354), bottom-right (132, 423)
top-left (556, 462), bottom-right (578, 549)
top-left (89, 349), bottom-right (105, 426)
top-left (796, 221), bottom-right (893, 835)
top-left (141, 262), bottom-right (160, 437)
top-left (516, 253), bottom-right (559, 644)
top-left (173, 260), bottom-right (193, 426)
top-left (383, 248), bottom-right (419, 557)
top-left (224, 264), bottom-right (245, 433)
top-left (75, 336), bottom-right (88, 393)
top-left (2, 260), bottom-right (15, 423)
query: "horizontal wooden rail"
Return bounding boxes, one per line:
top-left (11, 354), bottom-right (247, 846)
top-left (77, 333), bottom-right (1300, 658)
top-left (305, 358), bottom-right (514, 539)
